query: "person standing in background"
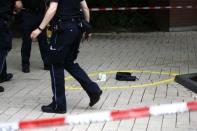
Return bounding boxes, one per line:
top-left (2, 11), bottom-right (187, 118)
top-left (20, 0), bottom-right (50, 73)
top-left (0, 0), bottom-right (23, 92)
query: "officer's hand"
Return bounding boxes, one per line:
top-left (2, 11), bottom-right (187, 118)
top-left (82, 32), bottom-right (92, 42)
top-left (15, 1), bottom-right (23, 13)
top-left (31, 29), bottom-right (42, 41)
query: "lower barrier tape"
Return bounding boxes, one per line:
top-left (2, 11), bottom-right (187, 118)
top-left (111, 107), bottom-right (150, 120)
top-left (149, 103), bottom-right (188, 116)
top-left (19, 117), bottom-right (66, 129)
top-left (187, 101), bottom-right (197, 111)
top-left (1, 101), bottom-right (197, 130)
top-left (0, 123), bottom-right (18, 131)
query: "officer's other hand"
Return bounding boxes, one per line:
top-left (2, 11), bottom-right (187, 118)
top-left (31, 29), bottom-right (42, 41)
top-left (15, 1), bottom-right (23, 13)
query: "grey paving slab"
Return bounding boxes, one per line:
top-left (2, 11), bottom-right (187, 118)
top-left (147, 116), bottom-right (163, 131)
top-left (0, 32), bottom-right (196, 131)
top-left (116, 119), bottom-right (135, 131)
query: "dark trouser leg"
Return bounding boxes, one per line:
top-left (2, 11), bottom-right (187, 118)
top-left (21, 29), bottom-right (32, 67)
top-left (64, 31), bottom-right (101, 95)
top-left (37, 30), bottom-right (49, 66)
top-left (0, 60), bottom-right (13, 83)
top-left (65, 62), bottom-right (101, 94)
top-left (0, 60), bottom-right (7, 78)
top-left (50, 64), bottom-right (66, 110)
top-left (0, 51), bottom-right (7, 75)
top-left (64, 32), bottom-right (102, 106)
top-left (0, 25), bottom-right (12, 91)
top-left (0, 51), bottom-right (7, 92)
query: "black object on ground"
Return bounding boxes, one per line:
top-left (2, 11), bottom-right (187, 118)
top-left (175, 73), bottom-right (197, 94)
top-left (116, 72), bottom-right (138, 81)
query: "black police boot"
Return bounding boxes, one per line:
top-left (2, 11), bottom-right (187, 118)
top-left (41, 102), bottom-right (67, 114)
top-left (89, 91), bottom-right (102, 107)
top-left (22, 65), bottom-right (30, 73)
top-left (0, 73), bottom-right (13, 83)
top-left (0, 86), bottom-right (4, 92)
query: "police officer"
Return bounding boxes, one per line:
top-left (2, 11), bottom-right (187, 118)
top-left (0, 0), bottom-right (22, 92)
top-left (31, 0), bottom-right (102, 113)
top-left (20, 0), bottom-right (50, 73)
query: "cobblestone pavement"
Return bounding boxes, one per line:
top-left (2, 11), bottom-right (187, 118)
top-left (0, 32), bottom-right (197, 131)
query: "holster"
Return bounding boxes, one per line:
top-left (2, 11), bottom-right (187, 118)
top-left (49, 19), bottom-right (66, 33)
top-left (49, 18), bottom-right (92, 34)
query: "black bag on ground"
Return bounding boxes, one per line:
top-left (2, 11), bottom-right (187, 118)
top-left (116, 72), bottom-right (138, 81)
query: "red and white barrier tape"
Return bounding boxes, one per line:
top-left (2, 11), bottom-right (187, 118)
top-left (0, 101), bottom-right (197, 131)
top-left (89, 5), bottom-right (197, 11)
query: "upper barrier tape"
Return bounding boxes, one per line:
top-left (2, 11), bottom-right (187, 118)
top-left (0, 101), bottom-right (197, 131)
top-left (89, 5), bottom-right (197, 11)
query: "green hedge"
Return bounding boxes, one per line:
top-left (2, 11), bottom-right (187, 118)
top-left (87, 0), bottom-right (156, 32)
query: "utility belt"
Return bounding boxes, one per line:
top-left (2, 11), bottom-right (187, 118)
top-left (49, 17), bottom-right (81, 32)
top-left (50, 17), bottom-right (92, 34)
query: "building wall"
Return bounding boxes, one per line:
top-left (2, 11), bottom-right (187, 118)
top-left (149, 0), bottom-right (170, 31)
top-left (169, 0), bottom-right (197, 31)
top-left (149, 0), bottom-right (197, 31)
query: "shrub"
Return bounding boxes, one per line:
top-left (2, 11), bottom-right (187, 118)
top-left (87, 0), bottom-right (156, 32)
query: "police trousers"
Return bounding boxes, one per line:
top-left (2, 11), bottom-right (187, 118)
top-left (0, 51), bottom-right (7, 79)
top-left (0, 23), bottom-right (11, 78)
top-left (21, 10), bottom-right (48, 67)
top-left (49, 19), bottom-right (101, 110)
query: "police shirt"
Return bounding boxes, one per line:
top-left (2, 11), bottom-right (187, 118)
top-left (0, 0), bottom-right (15, 20)
top-left (21, 0), bottom-right (46, 11)
top-left (51, 0), bottom-right (83, 19)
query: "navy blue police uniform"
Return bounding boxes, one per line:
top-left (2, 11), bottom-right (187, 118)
top-left (0, 0), bottom-right (15, 92)
top-left (21, 0), bottom-right (49, 73)
top-left (41, 0), bottom-right (102, 113)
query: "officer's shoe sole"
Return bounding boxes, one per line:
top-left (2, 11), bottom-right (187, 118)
top-left (0, 86), bottom-right (4, 92)
top-left (22, 66), bottom-right (30, 73)
top-left (0, 73), bottom-right (13, 83)
top-left (41, 105), bottom-right (67, 114)
top-left (89, 91), bottom-right (102, 107)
